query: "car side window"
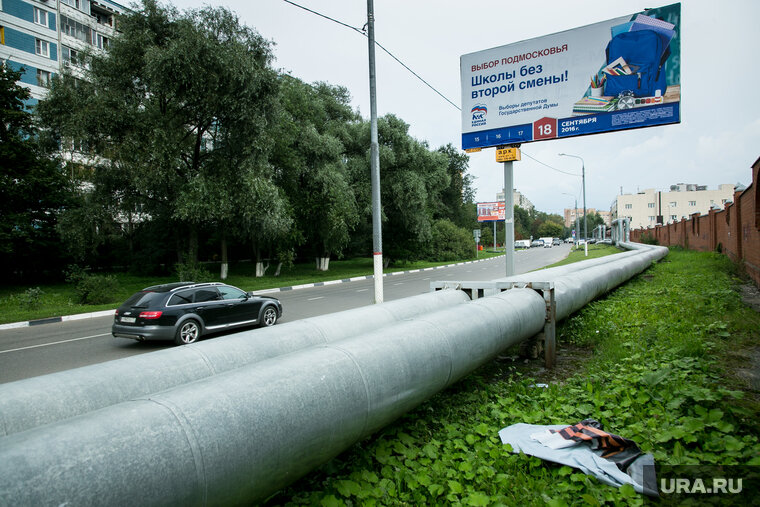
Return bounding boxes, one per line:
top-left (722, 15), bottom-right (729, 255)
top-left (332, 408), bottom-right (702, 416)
top-left (193, 288), bottom-right (221, 303)
top-left (168, 290), bottom-right (194, 306)
top-left (218, 286), bottom-right (246, 300)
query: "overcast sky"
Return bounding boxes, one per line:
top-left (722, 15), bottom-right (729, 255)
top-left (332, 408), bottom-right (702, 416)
top-left (168, 0), bottom-right (759, 216)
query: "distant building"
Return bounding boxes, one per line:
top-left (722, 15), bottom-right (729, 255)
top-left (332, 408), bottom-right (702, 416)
top-left (1, 0), bottom-right (127, 107)
top-left (563, 207), bottom-right (611, 228)
top-left (496, 188), bottom-right (534, 212)
top-left (611, 183), bottom-right (737, 229)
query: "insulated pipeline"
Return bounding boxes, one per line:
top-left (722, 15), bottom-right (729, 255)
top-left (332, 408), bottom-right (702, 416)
top-left (0, 289), bottom-right (547, 506)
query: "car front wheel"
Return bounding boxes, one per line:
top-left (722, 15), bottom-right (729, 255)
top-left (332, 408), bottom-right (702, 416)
top-left (175, 319), bottom-right (201, 345)
top-left (260, 306), bottom-right (278, 327)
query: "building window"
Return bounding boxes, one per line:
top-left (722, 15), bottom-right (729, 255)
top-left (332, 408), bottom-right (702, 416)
top-left (36, 69), bottom-right (51, 87)
top-left (94, 33), bottom-right (110, 49)
top-left (669, 201), bottom-right (677, 207)
top-left (649, 216), bottom-right (655, 221)
top-left (61, 0), bottom-right (81, 9)
top-left (61, 15), bottom-right (92, 44)
top-left (722, 199), bottom-right (728, 204)
top-left (34, 7), bottom-right (48, 27)
top-left (624, 204), bottom-right (632, 209)
top-left (35, 39), bottom-right (50, 57)
top-left (688, 201), bottom-right (696, 206)
top-left (670, 215), bottom-right (677, 221)
top-left (648, 203), bottom-right (655, 208)
top-left (62, 46), bottom-right (83, 67)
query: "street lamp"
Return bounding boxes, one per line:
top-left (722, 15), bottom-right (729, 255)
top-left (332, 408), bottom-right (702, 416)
top-left (561, 192), bottom-right (579, 244)
top-left (559, 153), bottom-right (587, 241)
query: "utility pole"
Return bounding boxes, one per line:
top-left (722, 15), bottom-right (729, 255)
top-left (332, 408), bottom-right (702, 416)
top-left (367, 0), bottom-right (383, 303)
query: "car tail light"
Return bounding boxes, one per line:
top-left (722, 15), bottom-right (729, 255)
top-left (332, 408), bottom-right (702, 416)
top-left (114, 310), bottom-right (119, 316)
top-left (139, 311), bottom-right (163, 320)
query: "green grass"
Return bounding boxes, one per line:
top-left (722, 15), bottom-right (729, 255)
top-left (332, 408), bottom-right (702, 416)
top-left (0, 251), bottom-right (506, 325)
top-left (264, 248), bottom-right (760, 506)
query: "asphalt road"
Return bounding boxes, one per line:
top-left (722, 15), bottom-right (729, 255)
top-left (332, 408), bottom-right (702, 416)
top-left (0, 245), bottom-right (571, 384)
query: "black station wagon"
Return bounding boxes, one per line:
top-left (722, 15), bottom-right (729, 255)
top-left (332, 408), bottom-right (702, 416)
top-left (112, 282), bottom-right (282, 345)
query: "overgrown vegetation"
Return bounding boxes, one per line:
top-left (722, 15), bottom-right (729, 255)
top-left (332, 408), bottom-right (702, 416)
top-left (65, 266), bottom-right (121, 305)
top-left (264, 248), bottom-right (760, 506)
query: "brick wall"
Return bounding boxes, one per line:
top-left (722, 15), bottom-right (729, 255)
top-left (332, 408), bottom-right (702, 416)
top-left (631, 156), bottom-right (760, 287)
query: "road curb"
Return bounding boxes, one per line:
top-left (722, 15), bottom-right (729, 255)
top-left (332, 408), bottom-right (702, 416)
top-left (0, 255), bottom-right (506, 330)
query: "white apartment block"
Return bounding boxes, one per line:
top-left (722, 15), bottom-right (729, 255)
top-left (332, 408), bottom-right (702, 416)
top-left (611, 183), bottom-right (737, 229)
top-left (496, 188), bottom-right (534, 212)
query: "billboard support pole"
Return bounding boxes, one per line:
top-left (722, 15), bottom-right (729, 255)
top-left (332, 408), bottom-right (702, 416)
top-left (493, 221), bottom-right (496, 251)
top-left (504, 160), bottom-right (515, 276)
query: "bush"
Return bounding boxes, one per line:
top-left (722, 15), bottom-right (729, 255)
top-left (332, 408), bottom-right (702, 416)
top-left (65, 265), bottom-right (121, 305)
top-left (640, 232), bottom-right (659, 245)
top-left (429, 219), bottom-right (475, 262)
top-left (10, 287), bottom-right (45, 309)
top-left (174, 261), bottom-right (212, 283)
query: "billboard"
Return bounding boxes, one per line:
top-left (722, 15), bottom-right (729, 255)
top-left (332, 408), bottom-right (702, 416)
top-left (477, 201), bottom-right (505, 222)
top-left (461, 3), bottom-right (680, 149)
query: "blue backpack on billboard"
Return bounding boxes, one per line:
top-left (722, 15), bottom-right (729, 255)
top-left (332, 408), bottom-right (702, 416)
top-left (604, 30), bottom-right (670, 98)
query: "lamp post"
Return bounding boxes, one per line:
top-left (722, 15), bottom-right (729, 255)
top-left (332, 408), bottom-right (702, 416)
top-left (367, 0), bottom-right (383, 303)
top-left (559, 153), bottom-right (587, 241)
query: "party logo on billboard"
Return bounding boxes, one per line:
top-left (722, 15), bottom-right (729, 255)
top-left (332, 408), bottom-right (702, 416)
top-left (471, 104), bottom-right (487, 127)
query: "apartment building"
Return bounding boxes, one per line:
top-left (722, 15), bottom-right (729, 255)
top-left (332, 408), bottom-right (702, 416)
top-left (496, 188), bottom-right (535, 212)
top-left (611, 183), bottom-right (737, 229)
top-left (1, 0), bottom-right (126, 106)
top-left (563, 207), bottom-right (612, 228)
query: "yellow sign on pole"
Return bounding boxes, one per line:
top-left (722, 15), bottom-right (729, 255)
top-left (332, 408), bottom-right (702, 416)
top-left (496, 147), bottom-right (521, 162)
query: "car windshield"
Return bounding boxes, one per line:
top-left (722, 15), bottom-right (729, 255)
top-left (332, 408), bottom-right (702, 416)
top-left (123, 291), bottom-right (163, 309)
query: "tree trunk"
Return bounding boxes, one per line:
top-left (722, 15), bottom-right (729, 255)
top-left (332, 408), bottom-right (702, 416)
top-left (274, 262), bottom-right (282, 277)
top-left (188, 226), bottom-right (198, 264)
top-left (220, 234), bottom-right (228, 280)
top-left (316, 257), bottom-right (330, 271)
top-left (256, 261), bottom-right (270, 277)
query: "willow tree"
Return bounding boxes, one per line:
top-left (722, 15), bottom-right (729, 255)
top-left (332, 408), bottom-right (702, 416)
top-left (38, 0), bottom-right (285, 278)
top-left (271, 77), bottom-right (360, 271)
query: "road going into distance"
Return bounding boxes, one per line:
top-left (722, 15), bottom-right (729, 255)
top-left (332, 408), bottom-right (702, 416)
top-left (0, 245), bottom-right (572, 384)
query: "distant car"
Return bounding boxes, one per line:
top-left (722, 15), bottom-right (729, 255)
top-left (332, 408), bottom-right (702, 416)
top-left (552, 238), bottom-right (561, 246)
top-left (112, 282), bottom-right (283, 345)
top-left (514, 240), bottom-right (531, 249)
top-left (565, 237), bottom-right (574, 243)
top-left (531, 239), bottom-right (543, 248)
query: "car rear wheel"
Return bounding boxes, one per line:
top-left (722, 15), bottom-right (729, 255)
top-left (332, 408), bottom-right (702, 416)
top-left (260, 306), bottom-right (278, 327)
top-left (175, 319), bottom-right (200, 345)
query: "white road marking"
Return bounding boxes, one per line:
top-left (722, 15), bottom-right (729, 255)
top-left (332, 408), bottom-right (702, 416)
top-left (307, 297), bottom-right (324, 301)
top-left (0, 333), bottom-right (111, 354)
top-left (356, 288), bottom-right (369, 292)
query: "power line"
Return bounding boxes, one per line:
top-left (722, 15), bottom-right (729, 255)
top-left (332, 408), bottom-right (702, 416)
top-left (521, 151), bottom-right (582, 177)
top-left (282, 0), bottom-right (575, 178)
top-left (281, 0), bottom-right (460, 110)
